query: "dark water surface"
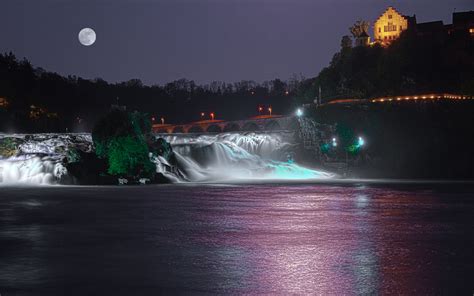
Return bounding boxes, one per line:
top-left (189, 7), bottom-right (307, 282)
top-left (1, 183), bottom-right (473, 295)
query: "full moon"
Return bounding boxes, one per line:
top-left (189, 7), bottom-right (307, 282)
top-left (78, 28), bottom-right (96, 46)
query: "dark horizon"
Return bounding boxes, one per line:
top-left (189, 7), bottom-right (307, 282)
top-left (2, 0), bottom-right (472, 86)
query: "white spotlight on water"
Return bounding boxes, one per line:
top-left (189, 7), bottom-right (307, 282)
top-left (296, 108), bottom-right (303, 117)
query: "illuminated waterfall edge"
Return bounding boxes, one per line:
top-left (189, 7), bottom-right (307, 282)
top-left (0, 133), bottom-right (333, 185)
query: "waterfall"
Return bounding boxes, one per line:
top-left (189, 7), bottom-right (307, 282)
top-left (0, 134), bottom-right (88, 185)
top-left (0, 155), bottom-right (66, 185)
top-left (0, 132), bottom-right (333, 185)
top-left (160, 132), bottom-right (333, 182)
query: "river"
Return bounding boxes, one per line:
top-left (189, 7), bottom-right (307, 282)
top-left (1, 182), bottom-right (473, 295)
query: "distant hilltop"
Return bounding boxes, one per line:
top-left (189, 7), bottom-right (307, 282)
top-left (352, 6), bottom-right (474, 47)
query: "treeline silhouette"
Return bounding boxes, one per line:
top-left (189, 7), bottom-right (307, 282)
top-left (297, 29), bottom-right (474, 102)
top-left (1, 28), bottom-right (473, 133)
top-left (0, 52), bottom-right (302, 132)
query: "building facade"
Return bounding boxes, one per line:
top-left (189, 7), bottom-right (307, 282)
top-left (372, 7), bottom-right (474, 46)
top-left (374, 6), bottom-right (411, 45)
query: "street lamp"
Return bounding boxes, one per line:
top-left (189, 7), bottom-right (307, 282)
top-left (201, 112), bottom-right (205, 120)
top-left (258, 106), bottom-right (263, 115)
top-left (268, 106), bottom-right (272, 116)
top-left (296, 108), bottom-right (303, 117)
top-left (358, 136), bottom-right (365, 147)
top-left (161, 117), bottom-right (165, 125)
top-left (210, 112), bottom-right (215, 121)
top-left (332, 137), bottom-right (337, 147)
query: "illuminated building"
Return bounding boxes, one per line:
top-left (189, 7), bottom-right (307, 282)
top-left (0, 97), bottom-right (8, 108)
top-left (373, 6), bottom-right (414, 45)
top-left (372, 7), bottom-right (474, 46)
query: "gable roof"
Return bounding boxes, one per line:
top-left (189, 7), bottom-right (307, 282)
top-left (375, 6), bottom-right (405, 23)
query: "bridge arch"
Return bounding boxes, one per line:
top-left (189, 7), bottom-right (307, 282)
top-left (188, 125), bottom-right (204, 133)
top-left (264, 120), bottom-right (281, 131)
top-left (154, 128), bottom-right (169, 134)
top-left (172, 126), bottom-right (185, 133)
top-left (223, 123), bottom-right (240, 132)
top-left (241, 122), bottom-right (260, 131)
top-left (206, 124), bottom-right (222, 133)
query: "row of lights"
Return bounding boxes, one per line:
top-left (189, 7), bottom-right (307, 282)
top-left (331, 136), bottom-right (365, 148)
top-left (201, 112), bottom-right (215, 121)
top-left (371, 94), bottom-right (471, 103)
top-left (250, 91), bottom-right (290, 96)
top-left (152, 106), bottom-right (305, 125)
top-left (151, 117), bottom-right (165, 125)
top-left (258, 106), bottom-right (273, 116)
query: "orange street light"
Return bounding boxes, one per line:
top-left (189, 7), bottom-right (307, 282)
top-left (258, 106), bottom-right (263, 114)
top-left (160, 117), bottom-right (165, 125)
top-left (268, 106), bottom-right (272, 116)
top-left (210, 112), bottom-right (215, 121)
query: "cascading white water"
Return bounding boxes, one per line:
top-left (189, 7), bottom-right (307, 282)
top-left (0, 155), bottom-right (66, 185)
top-left (0, 132), bottom-right (333, 185)
top-left (160, 132), bottom-right (333, 182)
top-left (0, 134), bottom-right (89, 185)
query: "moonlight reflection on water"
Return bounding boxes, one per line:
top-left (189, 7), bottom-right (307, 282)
top-left (0, 183), bottom-right (473, 295)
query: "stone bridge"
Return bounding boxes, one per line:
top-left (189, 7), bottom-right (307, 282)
top-left (152, 115), bottom-right (300, 134)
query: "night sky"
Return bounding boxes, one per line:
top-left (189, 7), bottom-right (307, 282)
top-left (2, 0), bottom-right (472, 85)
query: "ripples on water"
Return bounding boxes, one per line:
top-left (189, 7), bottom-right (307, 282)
top-left (0, 184), bottom-right (473, 295)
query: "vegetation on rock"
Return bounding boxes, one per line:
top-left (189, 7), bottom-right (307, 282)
top-left (92, 109), bottom-right (156, 181)
top-left (0, 137), bottom-right (23, 157)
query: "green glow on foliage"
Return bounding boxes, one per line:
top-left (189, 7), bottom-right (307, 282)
top-left (107, 136), bottom-right (154, 177)
top-left (321, 143), bottom-right (330, 153)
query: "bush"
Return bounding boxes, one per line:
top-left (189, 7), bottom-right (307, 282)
top-left (107, 136), bottom-right (155, 177)
top-left (91, 109), bottom-right (156, 180)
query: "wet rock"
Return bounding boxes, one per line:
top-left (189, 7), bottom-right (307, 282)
top-left (0, 137), bottom-right (23, 158)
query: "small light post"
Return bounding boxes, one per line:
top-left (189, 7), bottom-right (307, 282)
top-left (210, 112), bottom-right (215, 121)
top-left (268, 106), bottom-right (272, 116)
top-left (296, 108), bottom-right (303, 117)
top-left (258, 106), bottom-right (263, 115)
top-left (201, 112), bottom-right (205, 120)
top-left (161, 117), bottom-right (165, 125)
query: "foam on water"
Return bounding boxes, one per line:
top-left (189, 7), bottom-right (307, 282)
top-left (161, 132), bottom-right (333, 182)
top-left (0, 132), bottom-right (333, 185)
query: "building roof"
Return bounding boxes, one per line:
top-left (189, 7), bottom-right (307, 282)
top-left (417, 21), bottom-right (445, 33)
top-left (375, 6), bottom-right (404, 23)
top-left (453, 11), bottom-right (474, 26)
top-left (404, 15), bottom-right (418, 27)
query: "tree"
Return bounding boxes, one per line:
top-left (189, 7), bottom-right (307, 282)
top-left (350, 20), bottom-right (370, 38)
top-left (341, 35), bottom-right (353, 49)
top-left (92, 109), bottom-right (155, 180)
top-left (107, 135), bottom-right (155, 177)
